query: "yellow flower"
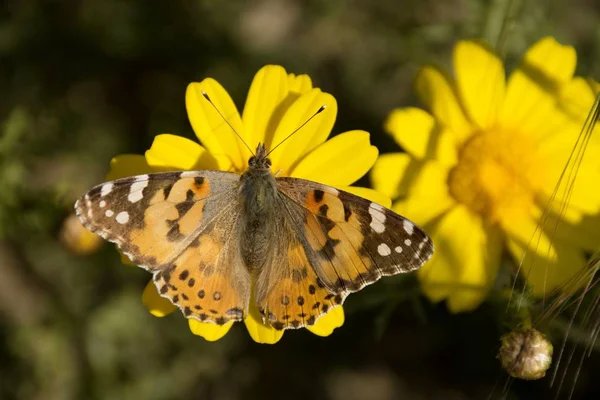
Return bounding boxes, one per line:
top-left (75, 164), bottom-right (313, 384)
top-left (371, 37), bottom-right (600, 313)
top-left (60, 212), bottom-right (104, 255)
top-left (108, 65), bottom-right (386, 343)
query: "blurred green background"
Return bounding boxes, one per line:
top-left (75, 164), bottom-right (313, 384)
top-left (1, 0), bottom-right (600, 399)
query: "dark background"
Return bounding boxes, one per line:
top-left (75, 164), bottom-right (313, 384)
top-left (1, 1), bottom-right (600, 399)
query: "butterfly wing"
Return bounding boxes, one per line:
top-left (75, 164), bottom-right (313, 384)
top-left (254, 177), bottom-right (434, 330)
top-left (75, 171), bottom-right (251, 325)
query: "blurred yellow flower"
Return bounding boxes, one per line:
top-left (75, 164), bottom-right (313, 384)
top-left (60, 212), bottom-right (104, 255)
top-left (372, 37), bottom-right (600, 313)
top-left (108, 65), bottom-right (385, 343)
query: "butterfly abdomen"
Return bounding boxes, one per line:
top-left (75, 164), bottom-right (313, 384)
top-left (239, 170), bottom-right (279, 272)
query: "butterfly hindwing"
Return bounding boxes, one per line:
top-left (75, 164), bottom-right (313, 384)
top-left (252, 203), bottom-right (344, 330)
top-left (75, 171), bottom-right (251, 325)
top-left (254, 177), bottom-right (434, 330)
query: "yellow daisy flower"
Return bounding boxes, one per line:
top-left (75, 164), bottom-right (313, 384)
top-left (372, 37), bottom-right (600, 313)
top-left (59, 213), bottom-right (104, 255)
top-left (107, 65), bottom-right (387, 343)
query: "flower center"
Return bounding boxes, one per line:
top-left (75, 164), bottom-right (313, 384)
top-left (447, 128), bottom-right (542, 222)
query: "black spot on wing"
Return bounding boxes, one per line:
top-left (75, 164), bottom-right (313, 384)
top-left (163, 183), bottom-right (173, 199)
top-left (318, 204), bottom-right (329, 217)
top-left (272, 321), bottom-right (284, 330)
top-left (167, 222), bottom-right (184, 242)
top-left (313, 189), bottom-right (324, 203)
top-left (343, 203), bottom-right (352, 221)
top-left (175, 190), bottom-right (196, 217)
top-left (291, 268), bottom-right (308, 283)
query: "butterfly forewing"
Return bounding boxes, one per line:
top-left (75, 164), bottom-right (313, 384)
top-left (75, 171), bottom-right (252, 325)
top-left (253, 178), bottom-right (434, 330)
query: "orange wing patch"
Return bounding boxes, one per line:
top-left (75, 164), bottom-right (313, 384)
top-left (124, 176), bottom-right (211, 267)
top-left (153, 234), bottom-right (249, 325)
top-left (257, 242), bottom-right (342, 330)
top-left (303, 189), bottom-right (378, 292)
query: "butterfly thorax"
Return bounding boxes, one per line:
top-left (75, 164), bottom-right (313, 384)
top-left (239, 144), bottom-right (279, 272)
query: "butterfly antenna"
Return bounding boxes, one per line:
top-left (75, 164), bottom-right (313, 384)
top-left (201, 91), bottom-right (255, 156)
top-left (266, 105), bottom-right (327, 157)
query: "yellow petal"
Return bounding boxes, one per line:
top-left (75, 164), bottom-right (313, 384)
top-left (502, 72), bottom-right (566, 141)
top-left (59, 213), bottom-right (104, 255)
top-left (186, 80), bottom-right (243, 171)
top-left (447, 217), bottom-right (502, 313)
top-left (340, 186), bottom-right (391, 208)
top-left (242, 65), bottom-right (291, 151)
top-left (384, 107), bottom-right (457, 166)
top-left (290, 130), bottom-right (378, 186)
top-left (538, 162), bottom-right (600, 216)
top-left (523, 37), bottom-right (576, 84)
top-left (502, 38), bottom-right (576, 137)
top-left (453, 40), bottom-right (505, 130)
top-left (500, 210), bottom-right (556, 258)
top-left (414, 66), bottom-right (472, 143)
top-left (306, 306), bottom-right (344, 336)
top-left (106, 154), bottom-right (152, 181)
top-left (534, 125), bottom-right (600, 216)
top-left (244, 302), bottom-right (284, 344)
top-left (288, 73), bottom-right (313, 93)
top-left (370, 153), bottom-right (413, 200)
top-left (418, 205), bottom-right (501, 312)
top-left (269, 89), bottom-right (337, 173)
top-left (119, 250), bottom-right (135, 266)
top-left (391, 160), bottom-right (455, 226)
top-left (417, 208), bottom-right (462, 304)
top-left (559, 77), bottom-right (599, 121)
top-left (145, 134), bottom-right (219, 171)
top-left (188, 319), bottom-right (234, 342)
top-left (534, 119), bottom-right (600, 205)
top-left (141, 280), bottom-right (176, 317)
top-left (507, 236), bottom-right (586, 297)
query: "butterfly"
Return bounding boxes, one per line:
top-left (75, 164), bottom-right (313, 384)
top-left (75, 99), bottom-right (434, 331)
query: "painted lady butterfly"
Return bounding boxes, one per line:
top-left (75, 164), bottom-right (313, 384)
top-left (75, 104), bottom-right (434, 331)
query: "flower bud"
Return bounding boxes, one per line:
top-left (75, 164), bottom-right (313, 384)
top-left (498, 328), bottom-right (553, 380)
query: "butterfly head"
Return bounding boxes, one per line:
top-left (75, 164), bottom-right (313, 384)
top-left (248, 143), bottom-right (272, 172)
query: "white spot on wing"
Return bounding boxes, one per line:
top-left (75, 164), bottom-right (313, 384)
top-left (395, 246), bottom-right (403, 253)
top-left (403, 220), bottom-right (414, 235)
top-left (180, 171), bottom-right (196, 178)
top-left (100, 183), bottom-right (113, 197)
top-left (128, 174), bottom-right (149, 203)
top-left (116, 211), bottom-right (130, 224)
top-left (105, 210), bottom-right (114, 217)
top-left (404, 239), bottom-right (412, 246)
top-left (414, 237), bottom-right (431, 259)
top-left (99, 200), bottom-right (106, 208)
top-left (377, 243), bottom-right (391, 256)
top-left (369, 203), bottom-right (386, 233)
top-left (370, 202), bottom-right (384, 211)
